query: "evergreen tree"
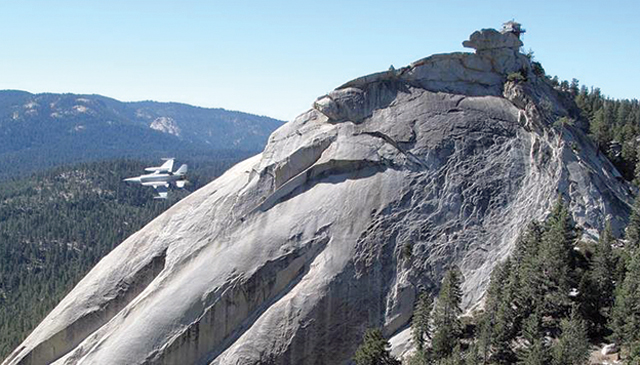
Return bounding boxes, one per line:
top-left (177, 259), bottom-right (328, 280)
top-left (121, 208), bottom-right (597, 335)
top-left (562, 82), bottom-right (640, 181)
top-left (518, 339), bottom-right (552, 365)
top-left (626, 194), bottom-right (640, 252)
top-left (432, 268), bottom-right (463, 359)
top-left (589, 221), bottom-right (615, 328)
top-left (620, 122), bottom-right (638, 179)
top-left (476, 315), bottom-right (493, 365)
top-left (611, 251), bottom-right (640, 346)
top-left (464, 342), bottom-right (481, 365)
top-left (552, 308), bottom-right (590, 365)
top-left (513, 222), bottom-right (545, 320)
top-left (353, 328), bottom-right (400, 365)
top-left (444, 343), bottom-right (465, 365)
top-left (517, 310), bottom-right (551, 365)
top-left (629, 342), bottom-right (640, 364)
top-left (569, 78), bottom-right (580, 97)
top-left (593, 222), bottom-right (615, 297)
top-left (405, 349), bottom-right (431, 365)
top-left (480, 224), bottom-right (544, 364)
top-left (490, 267), bottom-right (519, 363)
top-left (634, 145), bottom-right (640, 186)
top-left (590, 109), bottom-right (611, 150)
top-left (538, 197), bottom-right (574, 318)
top-left (483, 260), bottom-right (512, 318)
top-left (521, 309), bottom-right (544, 346)
top-left (577, 271), bottom-right (601, 337)
top-left (412, 292), bottom-right (433, 356)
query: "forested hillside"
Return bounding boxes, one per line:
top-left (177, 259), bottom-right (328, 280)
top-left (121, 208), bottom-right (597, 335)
top-left (358, 197), bottom-right (640, 364)
top-left (0, 90), bottom-right (282, 180)
top-left (549, 79), bottom-right (640, 181)
top-left (0, 157), bottom-right (245, 359)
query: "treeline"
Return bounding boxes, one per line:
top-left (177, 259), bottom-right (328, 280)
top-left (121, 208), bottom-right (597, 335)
top-left (0, 156), bottom-right (244, 359)
top-left (546, 77), bottom-right (640, 182)
top-left (355, 197), bottom-right (640, 364)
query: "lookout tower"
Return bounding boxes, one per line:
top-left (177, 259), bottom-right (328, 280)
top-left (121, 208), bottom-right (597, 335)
top-left (501, 20), bottom-right (525, 38)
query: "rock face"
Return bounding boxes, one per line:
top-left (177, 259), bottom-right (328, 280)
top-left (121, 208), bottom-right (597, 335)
top-left (3, 26), bottom-right (632, 365)
top-left (462, 28), bottom-right (523, 52)
top-left (149, 116), bottom-right (182, 137)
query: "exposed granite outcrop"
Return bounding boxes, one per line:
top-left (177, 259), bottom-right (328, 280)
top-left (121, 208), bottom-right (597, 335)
top-left (3, 24), bottom-right (632, 365)
top-left (463, 28), bottom-right (523, 52)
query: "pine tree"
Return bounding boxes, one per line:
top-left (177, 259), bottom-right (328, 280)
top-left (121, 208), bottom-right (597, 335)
top-left (611, 251), bottom-right (640, 346)
top-left (481, 252), bottom-right (532, 363)
top-left (412, 292), bottom-right (433, 355)
top-left (590, 108), bottom-right (610, 150)
top-left (432, 268), bottom-right (464, 359)
top-left (521, 309), bottom-right (544, 346)
top-left (512, 221), bottom-right (543, 267)
top-left (464, 342), bottom-right (481, 365)
top-left (569, 79), bottom-right (580, 97)
top-left (490, 266), bottom-right (520, 363)
top-left (514, 222), bottom-right (545, 319)
top-left (552, 308), bottom-right (590, 365)
top-left (539, 197), bottom-right (574, 318)
top-left (620, 122), bottom-right (638, 179)
top-left (629, 342), bottom-right (640, 364)
top-left (517, 310), bottom-right (551, 365)
top-left (577, 271), bottom-right (601, 336)
top-left (579, 222), bottom-right (615, 334)
top-left (633, 145), bottom-right (640, 186)
top-left (593, 222), bottom-right (615, 296)
top-left (353, 328), bottom-right (400, 365)
top-left (483, 260), bottom-right (512, 317)
top-left (626, 194), bottom-right (640, 252)
top-left (519, 339), bottom-right (552, 365)
top-left (448, 343), bottom-right (465, 365)
top-left (476, 315), bottom-right (493, 365)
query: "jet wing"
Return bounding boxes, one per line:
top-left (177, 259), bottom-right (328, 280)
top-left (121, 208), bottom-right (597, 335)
top-left (153, 185), bottom-right (169, 199)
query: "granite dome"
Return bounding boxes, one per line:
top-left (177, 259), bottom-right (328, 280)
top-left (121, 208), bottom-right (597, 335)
top-left (3, 25), bottom-right (631, 365)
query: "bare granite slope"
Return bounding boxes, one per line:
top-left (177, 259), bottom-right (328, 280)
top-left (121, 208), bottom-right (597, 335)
top-left (3, 26), bottom-right (632, 365)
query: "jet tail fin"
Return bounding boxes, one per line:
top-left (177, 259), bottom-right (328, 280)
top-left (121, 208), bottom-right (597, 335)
top-left (175, 164), bottom-right (188, 175)
top-left (145, 158), bottom-right (175, 173)
top-left (161, 158), bottom-right (175, 172)
top-left (175, 180), bottom-right (187, 188)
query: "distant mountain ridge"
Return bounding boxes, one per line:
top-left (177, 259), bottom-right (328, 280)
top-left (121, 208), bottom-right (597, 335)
top-left (0, 90), bottom-right (283, 179)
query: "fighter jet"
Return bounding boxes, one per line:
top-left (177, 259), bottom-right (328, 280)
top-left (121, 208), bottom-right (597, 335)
top-left (124, 159), bottom-right (188, 199)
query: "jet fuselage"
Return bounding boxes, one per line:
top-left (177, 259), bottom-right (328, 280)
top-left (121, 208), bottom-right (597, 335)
top-left (124, 172), bottom-right (185, 186)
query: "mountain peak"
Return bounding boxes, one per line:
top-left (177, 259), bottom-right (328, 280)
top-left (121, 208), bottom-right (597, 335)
top-left (326, 24), bottom-right (532, 108)
top-left (3, 24), bottom-right (631, 365)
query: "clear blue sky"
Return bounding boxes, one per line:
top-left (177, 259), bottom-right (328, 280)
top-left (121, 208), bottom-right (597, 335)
top-left (1, 0), bottom-right (638, 121)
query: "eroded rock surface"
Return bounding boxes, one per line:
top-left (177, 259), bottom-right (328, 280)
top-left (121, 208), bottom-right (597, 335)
top-left (3, 26), bottom-right (632, 365)
top-left (462, 28), bottom-right (523, 52)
